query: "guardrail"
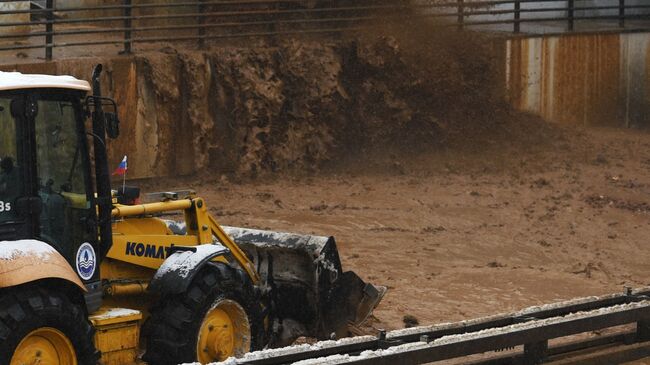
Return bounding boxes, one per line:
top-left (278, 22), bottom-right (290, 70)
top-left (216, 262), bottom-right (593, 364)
top-left (0, 0), bottom-right (649, 60)
top-left (221, 287), bottom-right (650, 365)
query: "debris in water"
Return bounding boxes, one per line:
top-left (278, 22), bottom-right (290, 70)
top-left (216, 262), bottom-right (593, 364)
top-left (403, 314), bottom-right (419, 328)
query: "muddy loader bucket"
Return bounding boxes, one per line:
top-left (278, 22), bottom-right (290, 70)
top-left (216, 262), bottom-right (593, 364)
top-left (223, 227), bottom-right (386, 345)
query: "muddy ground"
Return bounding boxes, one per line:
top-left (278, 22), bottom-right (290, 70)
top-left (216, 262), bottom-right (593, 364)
top-left (141, 125), bottom-right (650, 333)
top-left (86, 16), bottom-right (650, 361)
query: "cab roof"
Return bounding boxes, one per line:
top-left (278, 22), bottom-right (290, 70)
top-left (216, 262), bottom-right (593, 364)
top-left (0, 71), bottom-right (91, 92)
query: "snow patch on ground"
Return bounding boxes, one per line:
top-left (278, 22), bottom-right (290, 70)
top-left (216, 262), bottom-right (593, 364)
top-left (292, 341), bottom-right (431, 365)
top-left (200, 335), bottom-right (375, 365)
top-left (90, 308), bottom-right (141, 321)
top-left (0, 239), bottom-right (58, 260)
top-left (514, 295), bottom-right (610, 317)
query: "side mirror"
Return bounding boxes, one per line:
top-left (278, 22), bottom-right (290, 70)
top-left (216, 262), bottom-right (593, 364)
top-left (85, 96), bottom-right (120, 139)
top-left (105, 112), bottom-right (120, 139)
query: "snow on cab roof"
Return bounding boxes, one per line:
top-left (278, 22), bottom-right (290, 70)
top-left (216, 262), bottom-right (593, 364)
top-left (0, 71), bottom-right (91, 92)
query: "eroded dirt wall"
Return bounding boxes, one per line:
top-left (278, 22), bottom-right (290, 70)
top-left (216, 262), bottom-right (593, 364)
top-left (1, 29), bottom-right (513, 179)
top-left (7, 26), bottom-right (641, 180)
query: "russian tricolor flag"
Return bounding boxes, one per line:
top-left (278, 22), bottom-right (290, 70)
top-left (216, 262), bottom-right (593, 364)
top-left (112, 155), bottom-right (127, 176)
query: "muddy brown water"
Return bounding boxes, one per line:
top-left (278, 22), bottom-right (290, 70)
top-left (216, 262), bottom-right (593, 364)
top-left (140, 126), bottom-right (650, 339)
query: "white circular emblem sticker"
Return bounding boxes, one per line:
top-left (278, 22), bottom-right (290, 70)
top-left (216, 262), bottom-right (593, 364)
top-left (76, 243), bottom-right (96, 281)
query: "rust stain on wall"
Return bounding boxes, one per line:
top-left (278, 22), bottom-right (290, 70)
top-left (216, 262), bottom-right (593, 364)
top-left (507, 38), bottom-right (528, 110)
top-left (0, 55), bottom-right (229, 179)
top-left (643, 42), bottom-right (650, 127)
top-left (539, 37), bottom-right (553, 120)
top-left (108, 59), bottom-right (138, 176)
top-left (507, 32), bottom-right (643, 127)
top-left (0, 58), bottom-right (166, 179)
top-left (554, 34), bottom-right (621, 126)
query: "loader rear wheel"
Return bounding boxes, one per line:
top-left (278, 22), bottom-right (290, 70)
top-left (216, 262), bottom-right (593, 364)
top-left (13, 328), bottom-right (77, 365)
top-left (0, 285), bottom-right (99, 365)
top-left (143, 262), bottom-right (265, 365)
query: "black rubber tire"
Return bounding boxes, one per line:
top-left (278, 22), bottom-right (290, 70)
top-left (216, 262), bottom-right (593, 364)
top-left (143, 262), bottom-right (266, 365)
top-left (0, 284), bottom-right (99, 365)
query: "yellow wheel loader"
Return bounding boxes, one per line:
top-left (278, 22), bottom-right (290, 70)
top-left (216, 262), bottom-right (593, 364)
top-left (0, 65), bottom-right (384, 365)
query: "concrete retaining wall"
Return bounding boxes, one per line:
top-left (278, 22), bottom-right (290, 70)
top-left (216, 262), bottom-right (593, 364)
top-left (506, 31), bottom-right (650, 128)
top-left (0, 57), bottom-right (193, 180)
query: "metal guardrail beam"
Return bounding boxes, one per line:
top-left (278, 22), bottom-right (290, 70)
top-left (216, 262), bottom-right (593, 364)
top-left (44, 0), bottom-right (52, 59)
top-left (0, 4), bottom-right (645, 29)
top-left (346, 304), bottom-right (650, 365)
top-left (0, 0), bottom-right (648, 59)
top-left (223, 288), bottom-right (650, 365)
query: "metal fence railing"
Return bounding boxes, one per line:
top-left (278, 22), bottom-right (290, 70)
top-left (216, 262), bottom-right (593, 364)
top-left (0, 0), bottom-right (649, 60)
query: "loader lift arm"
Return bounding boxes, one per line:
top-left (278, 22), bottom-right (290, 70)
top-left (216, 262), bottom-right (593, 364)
top-left (108, 192), bottom-right (385, 347)
top-left (111, 197), bottom-right (260, 283)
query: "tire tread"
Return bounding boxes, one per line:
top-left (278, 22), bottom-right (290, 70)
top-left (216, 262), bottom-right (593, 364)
top-left (0, 284), bottom-right (99, 365)
top-left (143, 262), bottom-right (265, 365)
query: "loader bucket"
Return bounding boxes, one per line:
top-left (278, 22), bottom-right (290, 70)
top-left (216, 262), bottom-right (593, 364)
top-left (222, 227), bottom-right (386, 345)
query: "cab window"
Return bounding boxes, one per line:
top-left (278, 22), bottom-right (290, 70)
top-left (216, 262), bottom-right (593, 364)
top-left (0, 97), bottom-right (21, 223)
top-left (34, 96), bottom-right (90, 250)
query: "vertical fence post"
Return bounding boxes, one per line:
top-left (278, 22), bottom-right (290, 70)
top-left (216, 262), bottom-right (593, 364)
top-left (457, 0), bottom-right (464, 30)
top-left (45, 0), bottom-right (53, 60)
top-left (198, 0), bottom-right (205, 49)
top-left (523, 341), bottom-right (548, 364)
top-left (122, 0), bottom-right (132, 54)
top-left (619, 0), bottom-right (625, 28)
top-left (567, 0), bottom-right (574, 31)
top-left (514, 0), bottom-right (520, 33)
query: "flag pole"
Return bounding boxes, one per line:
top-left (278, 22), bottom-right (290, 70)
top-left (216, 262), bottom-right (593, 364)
top-left (122, 156), bottom-right (127, 194)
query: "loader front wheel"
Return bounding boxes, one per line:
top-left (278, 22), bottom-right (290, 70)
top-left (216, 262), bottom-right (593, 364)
top-left (0, 285), bottom-right (99, 365)
top-left (143, 262), bottom-right (265, 365)
top-left (196, 299), bottom-right (250, 363)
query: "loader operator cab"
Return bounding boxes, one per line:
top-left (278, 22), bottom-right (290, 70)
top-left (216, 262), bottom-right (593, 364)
top-left (0, 75), bottom-right (102, 279)
top-left (0, 156), bottom-right (19, 221)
